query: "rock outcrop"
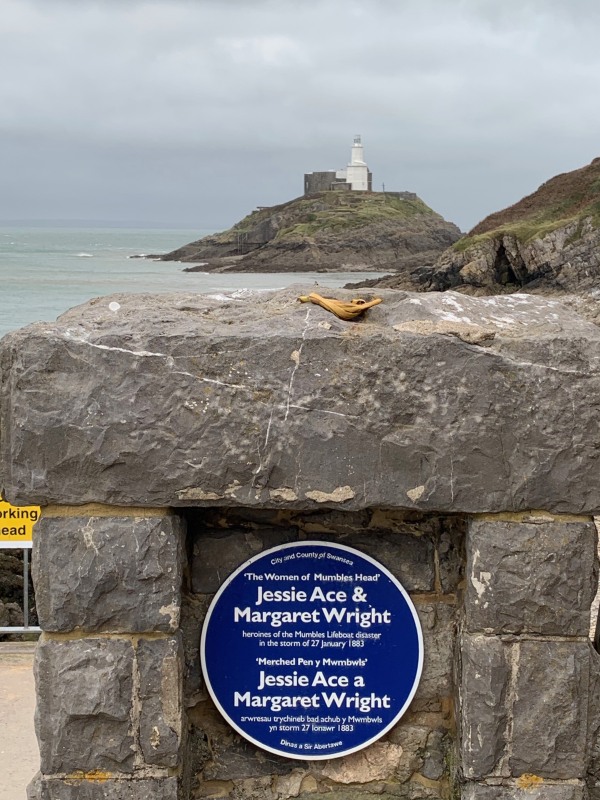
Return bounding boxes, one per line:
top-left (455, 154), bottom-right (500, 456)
top-left (2, 287), bottom-right (600, 515)
top-left (155, 191), bottom-right (461, 273)
top-left (352, 157), bottom-right (600, 294)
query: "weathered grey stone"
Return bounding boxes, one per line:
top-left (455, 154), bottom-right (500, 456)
top-left (438, 517), bottom-right (466, 593)
top-left (32, 515), bottom-right (185, 633)
top-left (191, 527), bottom-right (298, 593)
top-left (180, 593), bottom-right (211, 697)
top-left (309, 529), bottom-right (435, 592)
top-left (301, 508), bottom-right (374, 535)
top-left (3, 289), bottom-right (600, 514)
top-left (461, 784), bottom-right (584, 800)
top-left (421, 729), bottom-right (448, 781)
top-left (386, 724), bottom-right (429, 782)
top-left (586, 647), bottom-right (600, 799)
top-left (318, 742), bottom-right (403, 783)
top-left (292, 790), bottom-right (440, 800)
top-left (35, 637), bottom-right (135, 773)
top-left (460, 634), bottom-right (509, 779)
top-left (137, 636), bottom-right (183, 767)
top-left (413, 602), bottom-right (457, 702)
top-left (588, 779), bottom-right (600, 800)
top-left (510, 641), bottom-right (589, 778)
top-left (27, 774), bottom-right (179, 800)
top-left (190, 700), bottom-right (295, 780)
top-left (466, 519), bottom-right (597, 636)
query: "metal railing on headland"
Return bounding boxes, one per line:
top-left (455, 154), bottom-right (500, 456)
top-left (0, 547), bottom-right (40, 634)
top-left (0, 497), bottom-right (42, 634)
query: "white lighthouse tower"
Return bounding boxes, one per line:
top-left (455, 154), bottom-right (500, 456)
top-left (345, 135), bottom-right (370, 191)
top-left (304, 136), bottom-right (373, 195)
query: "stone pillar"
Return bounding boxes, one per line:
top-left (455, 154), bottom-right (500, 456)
top-left (27, 505), bottom-right (185, 800)
top-left (460, 514), bottom-right (598, 800)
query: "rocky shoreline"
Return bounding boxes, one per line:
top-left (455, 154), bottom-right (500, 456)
top-left (350, 156), bottom-right (600, 297)
top-left (153, 190), bottom-right (462, 274)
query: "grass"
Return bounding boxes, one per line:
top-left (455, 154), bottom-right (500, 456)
top-left (453, 207), bottom-right (600, 253)
top-left (203, 191), bottom-right (439, 245)
top-left (272, 193), bottom-right (436, 241)
top-left (454, 156), bottom-right (600, 252)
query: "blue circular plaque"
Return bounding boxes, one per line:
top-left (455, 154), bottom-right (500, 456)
top-left (201, 541), bottom-right (423, 759)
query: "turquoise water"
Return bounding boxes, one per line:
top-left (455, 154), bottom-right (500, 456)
top-left (0, 227), bottom-right (386, 338)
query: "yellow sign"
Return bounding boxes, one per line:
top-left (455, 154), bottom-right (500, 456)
top-left (0, 499), bottom-right (41, 549)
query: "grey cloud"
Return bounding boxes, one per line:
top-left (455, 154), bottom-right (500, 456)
top-left (0, 0), bottom-right (599, 230)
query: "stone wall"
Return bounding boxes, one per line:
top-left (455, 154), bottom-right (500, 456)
top-left (304, 172), bottom-right (338, 195)
top-left (4, 289), bottom-right (600, 514)
top-left (461, 515), bottom-right (599, 800)
top-left (183, 508), bottom-right (463, 800)
top-left (28, 506), bottom-right (185, 800)
top-left (24, 504), bottom-right (600, 800)
top-left (3, 288), bottom-right (600, 799)
top-left (0, 548), bottom-right (37, 634)
top-left (26, 506), bottom-right (464, 800)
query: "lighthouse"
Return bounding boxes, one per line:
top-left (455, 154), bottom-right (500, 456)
top-left (304, 136), bottom-right (373, 195)
top-left (343, 135), bottom-right (370, 191)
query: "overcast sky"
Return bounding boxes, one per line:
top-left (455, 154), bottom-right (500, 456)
top-left (1, 0), bottom-right (599, 232)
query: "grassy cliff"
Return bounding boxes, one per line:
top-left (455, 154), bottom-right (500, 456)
top-left (453, 157), bottom-right (600, 253)
top-left (158, 191), bottom-right (462, 273)
top-left (347, 157), bottom-right (600, 294)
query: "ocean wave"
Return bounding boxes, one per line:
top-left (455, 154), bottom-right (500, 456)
top-left (205, 293), bottom-right (239, 302)
top-left (76, 252), bottom-right (94, 258)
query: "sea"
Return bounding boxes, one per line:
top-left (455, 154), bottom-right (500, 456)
top-left (0, 226), bottom-right (386, 339)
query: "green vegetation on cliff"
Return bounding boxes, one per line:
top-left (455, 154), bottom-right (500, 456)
top-left (214, 191), bottom-right (438, 242)
top-left (454, 157), bottom-right (600, 252)
top-left (158, 190), bottom-right (461, 273)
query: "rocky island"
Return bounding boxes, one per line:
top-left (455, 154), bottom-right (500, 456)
top-left (354, 156), bottom-right (600, 298)
top-left (155, 190), bottom-right (462, 273)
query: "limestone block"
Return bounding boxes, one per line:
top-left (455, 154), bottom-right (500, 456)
top-left (466, 519), bottom-right (597, 636)
top-left (310, 529), bottom-right (436, 592)
top-left (386, 723), bottom-right (429, 782)
top-left (460, 634), bottom-right (509, 779)
top-left (461, 784), bottom-right (584, 800)
top-left (293, 788), bottom-right (442, 800)
top-left (192, 701), bottom-right (294, 780)
top-left (318, 741), bottom-right (404, 782)
top-left (191, 527), bottom-right (298, 593)
top-left (3, 289), bottom-right (600, 514)
top-left (588, 779), bottom-right (600, 800)
top-left (586, 647), bottom-right (600, 799)
top-left (299, 508), bottom-right (373, 535)
top-left (137, 637), bottom-right (183, 767)
top-left (413, 602), bottom-right (456, 702)
top-left (510, 641), bottom-right (589, 778)
top-left (438, 517), bottom-right (466, 593)
top-left (35, 638), bottom-right (135, 773)
top-left (180, 593), bottom-right (211, 697)
top-left (32, 515), bottom-right (185, 633)
top-left (202, 736), bottom-right (293, 781)
top-left (421, 729), bottom-right (448, 781)
top-left (27, 774), bottom-right (179, 799)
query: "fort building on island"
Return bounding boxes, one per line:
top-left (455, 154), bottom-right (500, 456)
top-left (304, 135), bottom-right (373, 196)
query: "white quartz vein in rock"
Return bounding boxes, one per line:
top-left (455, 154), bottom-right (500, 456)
top-left (285, 307), bottom-right (311, 421)
top-left (62, 323), bottom-right (360, 416)
top-left (63, 330), bottom-right (166, 359)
